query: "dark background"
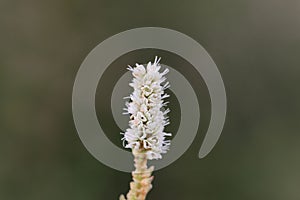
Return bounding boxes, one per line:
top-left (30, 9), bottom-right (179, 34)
top-left (1, 0), bottom-right (300, 199)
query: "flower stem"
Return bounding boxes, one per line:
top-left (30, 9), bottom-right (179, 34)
top-left (120, 149), bottom-right (154, 200)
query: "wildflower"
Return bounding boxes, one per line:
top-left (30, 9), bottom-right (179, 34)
top-left (120, 57), bottom-right (171, 200)
top-left (122, 56), bottom-right (171, 160)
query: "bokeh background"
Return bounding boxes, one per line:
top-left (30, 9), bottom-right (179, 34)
top-left (1, 0), bottom-right (300, 199)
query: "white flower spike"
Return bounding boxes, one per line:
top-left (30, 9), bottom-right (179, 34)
top-left (122, 56), bottom-right (171, 160)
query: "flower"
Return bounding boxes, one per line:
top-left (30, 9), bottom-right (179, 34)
top-left (121, 57), bottom-right (171, 160)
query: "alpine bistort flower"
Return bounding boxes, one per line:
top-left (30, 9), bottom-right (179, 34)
top-left (119, 57), bottom-right (171, 200)
top-left (122, 56), bottom-right (171, 160)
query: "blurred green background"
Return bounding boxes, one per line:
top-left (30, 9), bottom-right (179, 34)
top-left (1, 0), bottom-right (300, 199)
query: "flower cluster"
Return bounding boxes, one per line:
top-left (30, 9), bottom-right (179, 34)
top-left (121, 57), bottom-right (171, 160)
